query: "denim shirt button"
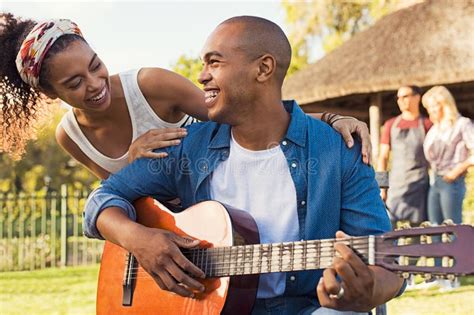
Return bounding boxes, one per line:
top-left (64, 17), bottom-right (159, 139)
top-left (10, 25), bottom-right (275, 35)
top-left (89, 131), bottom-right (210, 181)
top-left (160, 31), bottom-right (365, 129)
top-left (301, 200), bottom-right (306, 206)
top-left (282, 140), bottom-right (288, 146)
top-left (291, 162), bottom-right (297, 168)
top-left (290, 275), bottom-right (296, 281)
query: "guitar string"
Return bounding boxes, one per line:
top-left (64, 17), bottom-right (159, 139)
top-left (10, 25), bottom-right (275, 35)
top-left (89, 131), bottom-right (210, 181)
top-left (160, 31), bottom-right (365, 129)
top-left (126, 252), bottom-right (435, 279)
top-left (125, 240), bottom-right (373, 273)
top-left (123, 239), bottom-right (444, 278)
top-left (125, 247), bottom-right (437, 275)
top-left (126, 254), bottom-right (445, 281)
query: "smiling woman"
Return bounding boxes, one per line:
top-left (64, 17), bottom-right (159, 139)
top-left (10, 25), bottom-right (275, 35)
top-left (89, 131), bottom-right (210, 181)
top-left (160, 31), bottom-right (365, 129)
top-left (0, 13), bottom-right (207, 178)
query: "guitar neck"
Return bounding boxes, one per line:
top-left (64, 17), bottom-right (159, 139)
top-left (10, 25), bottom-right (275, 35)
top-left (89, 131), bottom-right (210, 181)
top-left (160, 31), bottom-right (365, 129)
top-left (182, 236), bottom-right (375, 277)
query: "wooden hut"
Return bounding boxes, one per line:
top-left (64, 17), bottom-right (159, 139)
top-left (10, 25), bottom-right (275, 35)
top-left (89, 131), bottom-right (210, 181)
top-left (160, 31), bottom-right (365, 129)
top-left (282, 0), bottom-right (474, 160)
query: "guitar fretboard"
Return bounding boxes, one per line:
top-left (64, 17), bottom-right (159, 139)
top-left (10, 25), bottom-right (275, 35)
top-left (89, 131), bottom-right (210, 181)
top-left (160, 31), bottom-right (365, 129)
top-left (182, 237), bottom-right (374, 277)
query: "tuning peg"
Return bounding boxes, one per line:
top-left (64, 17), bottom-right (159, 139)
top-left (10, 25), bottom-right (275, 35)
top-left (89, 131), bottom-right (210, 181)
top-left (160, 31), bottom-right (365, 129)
top-left (401, 272), bottom-right (411, 279)
top-left (420, 221), bottom-right (432, 228)
top-left (423, 273), bottom-right (432, 281)
top-left (442, 219), bottom-right (455, 226)
top-left (401, 222), bottom-right (412, 229)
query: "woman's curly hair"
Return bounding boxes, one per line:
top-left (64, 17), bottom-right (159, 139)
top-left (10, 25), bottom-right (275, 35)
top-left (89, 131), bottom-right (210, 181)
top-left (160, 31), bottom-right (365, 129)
top-left (0, 13), bottom-right (83, 160)
top-left (0, 13), bottom-right (50, 159)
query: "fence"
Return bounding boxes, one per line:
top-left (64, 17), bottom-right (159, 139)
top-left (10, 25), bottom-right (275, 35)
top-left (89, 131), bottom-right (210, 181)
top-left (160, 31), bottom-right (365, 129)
top-left (0, 185), bottom-right (103, 272)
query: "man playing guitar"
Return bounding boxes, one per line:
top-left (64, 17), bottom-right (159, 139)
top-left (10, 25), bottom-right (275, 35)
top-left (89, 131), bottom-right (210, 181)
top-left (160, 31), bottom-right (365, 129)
top-left (84, 16), bottom-right (404, 314)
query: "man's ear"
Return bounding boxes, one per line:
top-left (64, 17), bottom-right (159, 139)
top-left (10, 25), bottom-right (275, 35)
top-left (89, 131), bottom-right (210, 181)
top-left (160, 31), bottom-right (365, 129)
top-left (256, 54), bottom-right (276, 83)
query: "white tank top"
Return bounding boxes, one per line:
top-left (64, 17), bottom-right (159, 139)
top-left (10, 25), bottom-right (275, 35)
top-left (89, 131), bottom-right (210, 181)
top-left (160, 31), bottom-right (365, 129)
top-left (58, 69), bottom-right (196, 174)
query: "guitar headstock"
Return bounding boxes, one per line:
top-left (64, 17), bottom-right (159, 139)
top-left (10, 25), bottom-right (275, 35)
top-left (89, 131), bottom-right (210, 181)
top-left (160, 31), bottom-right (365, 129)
top-left (375, 222), bottom-right (474, 279)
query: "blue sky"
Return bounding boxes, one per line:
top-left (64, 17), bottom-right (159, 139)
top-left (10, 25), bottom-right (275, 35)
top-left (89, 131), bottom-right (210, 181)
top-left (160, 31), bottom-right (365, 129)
top-left (2, 0), bottom-right (288, 74)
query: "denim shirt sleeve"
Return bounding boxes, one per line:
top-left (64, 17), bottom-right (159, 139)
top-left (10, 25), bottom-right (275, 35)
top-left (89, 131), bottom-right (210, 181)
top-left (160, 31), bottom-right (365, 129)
top-left (83, 150), bottom-right (178, 239)
top-left (340, 140), bottom-right (391, 236)
top-left (339, 141), bottom-right (407, 297)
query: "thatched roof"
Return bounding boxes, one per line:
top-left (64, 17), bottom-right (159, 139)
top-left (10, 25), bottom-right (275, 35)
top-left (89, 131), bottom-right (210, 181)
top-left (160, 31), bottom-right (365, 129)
top-left (283, 0), bottom-right (474, 104)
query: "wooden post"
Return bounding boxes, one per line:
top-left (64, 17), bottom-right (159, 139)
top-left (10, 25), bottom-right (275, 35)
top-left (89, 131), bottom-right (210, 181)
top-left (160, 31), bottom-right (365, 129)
top-left (369, 94), bottom-right (382, 163)
top-left (81, 189), bottom-right (88, 266)
top-left (18, 192), bottom-right (25, 271)
top-left (72, 190), bottom-right (79, 266)
top-left (41, 195), bottom-right (47, 269)
top-left (30, 192), bottom-right (37, 271)
top-left (51, 191), bottom-right (57, 268)
top-left (60, 185), bottom-right (68, 267)
top-left (7, 194), bottom-right (14, 271)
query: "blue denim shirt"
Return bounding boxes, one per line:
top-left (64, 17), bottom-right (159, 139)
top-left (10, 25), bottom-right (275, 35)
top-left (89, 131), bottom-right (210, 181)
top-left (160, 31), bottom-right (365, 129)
top-left (84, 100), bottom-right (392, 303)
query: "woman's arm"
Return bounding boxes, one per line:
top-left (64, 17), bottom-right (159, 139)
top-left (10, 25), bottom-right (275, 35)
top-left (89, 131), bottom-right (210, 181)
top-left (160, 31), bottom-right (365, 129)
top-left (138, 67), bottom-right (209, 121)
top-left (55, 125), bottom-right (111, 179)
top-left (443, 155), bottom-right (474, 182)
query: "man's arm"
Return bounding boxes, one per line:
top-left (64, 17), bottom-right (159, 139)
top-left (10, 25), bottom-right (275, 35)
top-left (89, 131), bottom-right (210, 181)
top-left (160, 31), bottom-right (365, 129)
top-left (376, 144), bottom-right (391, 172)
top-left (83, 154), bottom-right (206, 297)
top-left (317, 141), bottom-right (403, 311)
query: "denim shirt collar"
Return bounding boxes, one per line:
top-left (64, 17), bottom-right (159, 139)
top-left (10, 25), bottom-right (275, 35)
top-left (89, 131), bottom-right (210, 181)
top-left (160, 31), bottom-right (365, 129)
top-left (207, 100), bottom-right (307, 150)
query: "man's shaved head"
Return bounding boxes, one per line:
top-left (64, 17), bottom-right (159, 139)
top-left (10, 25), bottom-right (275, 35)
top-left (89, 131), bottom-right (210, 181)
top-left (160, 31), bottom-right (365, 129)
top-left (218, 16), bottom-right (292, 85)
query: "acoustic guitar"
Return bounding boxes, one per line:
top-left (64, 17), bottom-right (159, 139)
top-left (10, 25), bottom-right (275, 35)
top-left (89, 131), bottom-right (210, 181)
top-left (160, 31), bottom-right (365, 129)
top-left (96, 198), bottom-right (474, 314)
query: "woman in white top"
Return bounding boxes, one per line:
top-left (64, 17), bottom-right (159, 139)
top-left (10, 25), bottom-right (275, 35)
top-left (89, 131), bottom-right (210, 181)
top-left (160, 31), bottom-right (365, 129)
top-left (1, 14), bottom-right (371, 180)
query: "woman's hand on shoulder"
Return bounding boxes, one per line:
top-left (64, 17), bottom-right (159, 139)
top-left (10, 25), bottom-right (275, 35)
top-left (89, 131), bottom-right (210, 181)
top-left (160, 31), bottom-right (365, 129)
top-left (317, 113), bottom-right (372, 165)
top-left (128, 128), bottom-right (187, 163)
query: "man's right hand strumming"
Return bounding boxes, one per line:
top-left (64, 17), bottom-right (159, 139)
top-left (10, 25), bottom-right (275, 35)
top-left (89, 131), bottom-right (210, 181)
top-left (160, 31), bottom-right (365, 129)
top-left (97, 207), bottom-right (205, 298)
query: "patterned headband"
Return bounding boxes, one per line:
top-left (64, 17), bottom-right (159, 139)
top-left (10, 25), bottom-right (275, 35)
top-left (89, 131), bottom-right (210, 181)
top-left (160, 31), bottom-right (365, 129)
top-left (15, 19), bottom-right (83, 89)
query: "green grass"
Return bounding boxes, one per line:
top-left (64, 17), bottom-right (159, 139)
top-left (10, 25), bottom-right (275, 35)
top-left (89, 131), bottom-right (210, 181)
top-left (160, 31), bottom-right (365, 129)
top-left (387, 276), bottom-right (474, 315)
top-left (0, 265), bottom-right (99, 315)
top-left (1, 265), bottom-right (473, 314)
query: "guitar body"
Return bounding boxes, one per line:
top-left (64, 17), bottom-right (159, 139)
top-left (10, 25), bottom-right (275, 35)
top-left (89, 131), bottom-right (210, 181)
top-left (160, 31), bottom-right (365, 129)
top-left (97, 198), bottom-right (260, 315)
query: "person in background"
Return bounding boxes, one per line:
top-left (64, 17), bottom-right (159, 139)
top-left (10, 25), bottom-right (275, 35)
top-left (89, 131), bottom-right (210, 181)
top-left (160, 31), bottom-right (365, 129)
top-left (421, 85), bottom-right (474, 291)
top-left (422, 86), bottom-right (473, 224)
top-left (377, 85), bottom-right (432, 227)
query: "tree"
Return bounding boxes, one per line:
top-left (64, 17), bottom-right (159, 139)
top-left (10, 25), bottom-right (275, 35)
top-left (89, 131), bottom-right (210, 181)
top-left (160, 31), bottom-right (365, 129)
top-left (282, 0), bottom-right (399, 75)
top-left (171, 1), bottom-right (399, 86)
top-left (0, 106), bottom-right (98, 193)
top-left (171, 54), bottom-right (202, 86)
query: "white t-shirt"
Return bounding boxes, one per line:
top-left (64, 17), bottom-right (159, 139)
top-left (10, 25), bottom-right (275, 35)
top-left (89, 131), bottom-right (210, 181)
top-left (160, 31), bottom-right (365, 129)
top-left (210, 133), bottom-right (299, 298)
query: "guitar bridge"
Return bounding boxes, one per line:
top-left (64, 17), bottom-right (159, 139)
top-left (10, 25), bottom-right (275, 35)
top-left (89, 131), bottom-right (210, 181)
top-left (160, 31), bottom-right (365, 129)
top-left (122, 252), bottom-right (137, 306)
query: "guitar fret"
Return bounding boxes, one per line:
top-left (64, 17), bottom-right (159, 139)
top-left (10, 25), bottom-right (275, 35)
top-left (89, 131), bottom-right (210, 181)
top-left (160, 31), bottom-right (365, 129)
top-left (278, 243), bottom-right (283, 272)
top-left (205, 249), bottom-right (209, 276)
top-left (200, 248), bottom-right (204, 272)
top-left (239, 246), bottom-right (244, 275)
top-left (269, 244), bottom-right (274, 273)
top-left (230, 246), bottom-right (235, 275)
top-left (303, 241), bottom-right (308, 270)
top-left (317, 241), bottom-right (321, 269)
top-left (250, 244), bottom-right (254, 275)
top-left (290, 242), bottom-right (295, 272)
top-left (237, 246), bottom-right (242, 275)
